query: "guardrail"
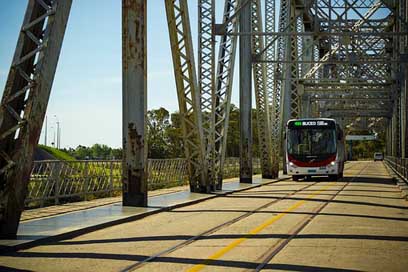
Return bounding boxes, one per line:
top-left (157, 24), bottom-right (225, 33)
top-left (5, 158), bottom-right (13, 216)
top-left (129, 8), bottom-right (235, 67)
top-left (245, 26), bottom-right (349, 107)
top-left (384, 156), bottom-right (408, 183)
top-left (26, 158), bottom-right (261, 208)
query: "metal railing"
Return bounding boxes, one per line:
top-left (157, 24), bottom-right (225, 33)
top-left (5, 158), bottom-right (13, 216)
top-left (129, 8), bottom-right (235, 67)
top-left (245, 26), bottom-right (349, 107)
top-left (26, 158), bottom-right (261, 208)
top-left (385, 156), bottom-right (408, 183)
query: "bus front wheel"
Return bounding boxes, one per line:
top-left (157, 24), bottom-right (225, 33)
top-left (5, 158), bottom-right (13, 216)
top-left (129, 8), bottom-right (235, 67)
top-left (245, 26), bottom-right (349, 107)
top-left (292, 175), bottom-right (300, 181)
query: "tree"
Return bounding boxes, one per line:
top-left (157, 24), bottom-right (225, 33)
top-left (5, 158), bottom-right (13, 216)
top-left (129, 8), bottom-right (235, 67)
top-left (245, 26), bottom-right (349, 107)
top-left (167, 112), bottom-right (184, 157)
top-left (147, 107), bottom-right (171, 158)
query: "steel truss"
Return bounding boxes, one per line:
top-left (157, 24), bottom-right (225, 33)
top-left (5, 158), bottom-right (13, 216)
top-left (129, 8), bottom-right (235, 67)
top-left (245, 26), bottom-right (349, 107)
top-left (214, 0), bottom-right (239, 187)
top-left (264, 0), bottom-right (280, 176)
top-left (251, 0), bottom-right (274, 178)
top-left (0, 0), bottom-right (72, 237)
top-left (198, 0), bottom-right (216, 188)
top-left (167, 0), bottom-right (239, 191)
top-left (165, 0), bottom-right (207, 192)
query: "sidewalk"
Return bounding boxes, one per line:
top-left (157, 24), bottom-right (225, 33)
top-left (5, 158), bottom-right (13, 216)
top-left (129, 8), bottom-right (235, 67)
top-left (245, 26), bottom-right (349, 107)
top-left (1, 173), bottom-right (287, 253)
top-left (21, 175), bottom-right (261, 222)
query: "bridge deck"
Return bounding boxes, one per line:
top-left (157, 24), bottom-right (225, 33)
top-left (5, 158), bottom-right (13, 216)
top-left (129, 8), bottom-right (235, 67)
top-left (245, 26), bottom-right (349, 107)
top-left (1, 161), bottom-right (407, 272)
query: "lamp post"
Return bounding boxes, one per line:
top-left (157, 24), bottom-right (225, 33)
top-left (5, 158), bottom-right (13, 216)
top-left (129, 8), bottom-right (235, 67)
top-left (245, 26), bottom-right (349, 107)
top-left (50, 126), bottom-right (55, 147)
top-left (54, 115), bottom-right (60, 149)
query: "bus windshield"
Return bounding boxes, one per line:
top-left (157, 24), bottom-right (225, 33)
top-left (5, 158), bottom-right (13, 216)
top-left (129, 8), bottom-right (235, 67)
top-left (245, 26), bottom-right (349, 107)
top-left (288, 128), bottom-right (336, 156)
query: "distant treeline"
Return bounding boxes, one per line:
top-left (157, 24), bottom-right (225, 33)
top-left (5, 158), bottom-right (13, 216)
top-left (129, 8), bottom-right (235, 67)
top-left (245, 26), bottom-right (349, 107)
top-left (60, 107), bottom-right (385, 161)
top-left (346, 131), bottom-right (385, 160)
top-left (62, 105), bottom-right (261, 160)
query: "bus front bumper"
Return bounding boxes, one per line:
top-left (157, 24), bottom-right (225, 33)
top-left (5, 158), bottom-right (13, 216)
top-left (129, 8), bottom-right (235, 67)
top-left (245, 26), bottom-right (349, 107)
top-left (287, 163), bottom-right (339, 176)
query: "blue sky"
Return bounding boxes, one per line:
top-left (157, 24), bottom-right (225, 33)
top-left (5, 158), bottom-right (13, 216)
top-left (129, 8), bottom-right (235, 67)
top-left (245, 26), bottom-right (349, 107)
top-left (0, 1), bottom-right (241, 148)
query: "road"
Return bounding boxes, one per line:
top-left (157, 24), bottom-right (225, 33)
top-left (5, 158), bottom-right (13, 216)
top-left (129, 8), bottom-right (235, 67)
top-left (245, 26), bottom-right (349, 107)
top-left (1, 161), bottom-right (408, 272)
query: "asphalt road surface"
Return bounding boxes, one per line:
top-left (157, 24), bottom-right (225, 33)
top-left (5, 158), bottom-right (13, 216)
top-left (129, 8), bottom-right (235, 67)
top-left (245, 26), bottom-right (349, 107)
top-left (1, 161), bottom-right (407, 272)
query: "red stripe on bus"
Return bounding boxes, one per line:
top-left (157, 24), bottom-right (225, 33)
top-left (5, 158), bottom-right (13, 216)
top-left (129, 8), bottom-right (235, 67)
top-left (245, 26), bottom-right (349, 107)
top-left (288, 154), bottom-right (336, 167)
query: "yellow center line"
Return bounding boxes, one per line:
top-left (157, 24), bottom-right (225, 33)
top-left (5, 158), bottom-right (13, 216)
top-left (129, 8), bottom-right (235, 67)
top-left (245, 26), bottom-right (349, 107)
top-left (187, 183), bottom-right (336, 272)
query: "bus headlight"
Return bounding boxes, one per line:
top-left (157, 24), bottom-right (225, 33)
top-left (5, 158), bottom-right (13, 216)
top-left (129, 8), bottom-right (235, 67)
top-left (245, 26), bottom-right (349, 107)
top-left (330, 161), bottom-right (336, 166)
top-left (289, 162), bottom-right (294, 166)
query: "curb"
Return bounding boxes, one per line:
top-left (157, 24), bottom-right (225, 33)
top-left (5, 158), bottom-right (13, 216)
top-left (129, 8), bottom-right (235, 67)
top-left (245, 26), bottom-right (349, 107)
top-left (384, 162), bottom-right (408, 201)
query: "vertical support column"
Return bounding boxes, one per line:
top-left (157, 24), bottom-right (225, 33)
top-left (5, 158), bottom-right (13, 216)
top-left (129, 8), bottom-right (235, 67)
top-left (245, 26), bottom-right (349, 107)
top-left (300, 92), bottom-right (311, 118)
top-left (392, 106), bottom-right (398, 157)
top-left (198, 0), bottom-right (216, 189)
top-left (387, 120), bottom-right (392, 156)
top-left (240, 0), bottom-right (252, 183)
top-left (214, 0), bottom-right (238, 189)
top-left (165, 0), bottom-right (207, 192)
top-left (402, 63), bottom-right (407, 158)
top-left (300, 35), bottom-right (314, 118)
top-left (122, 0), bottom-right (147, 206)
top-left (280, 0), bottom-right (294, 174)
top-left (401, 0), bottom-right (408, 158)
top-left (265, 0), bottom-right (280, 178)
top-left (251, 0), bottom-right (274, 179)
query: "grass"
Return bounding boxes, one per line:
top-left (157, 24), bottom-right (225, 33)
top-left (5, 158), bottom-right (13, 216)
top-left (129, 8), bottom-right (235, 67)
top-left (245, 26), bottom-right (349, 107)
top-left (38, 145), bottom-right (76, 161)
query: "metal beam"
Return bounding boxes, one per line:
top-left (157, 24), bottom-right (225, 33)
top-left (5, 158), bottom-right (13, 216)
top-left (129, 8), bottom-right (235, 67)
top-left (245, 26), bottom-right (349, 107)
top-left (165, 0), bottom-right (207, 192)
top-left (265, 0), bottom-right (280, 177)
top-left (239, 0), bottom-right (252, 183)
top-left (198, 0), bottom-right (216, 189)
top-left (251, 0), bottom-right (274, 178)
top-left (214, 0), bottom-right (238, 188)
top-left (0, 0), bottom-right (72, 238)
top-left (122, 0), bottom-right (147, 206)
top-left (304, 0), bottom-right (384, 79)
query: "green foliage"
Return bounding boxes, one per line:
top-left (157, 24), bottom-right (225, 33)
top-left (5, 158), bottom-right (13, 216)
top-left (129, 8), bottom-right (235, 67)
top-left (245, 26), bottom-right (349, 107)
top-left (225, 104), bottom-right (260, 157)
top-left (67, 144), bottom-right (122, 160)
top-left (346, 130), bottom-right (386, 160)
top-left (54, 106), bottom-right (262, 160)
top-left (38, 145), bottom-right (76, 161)
top-left (147, 107), bottom-right (173, 158)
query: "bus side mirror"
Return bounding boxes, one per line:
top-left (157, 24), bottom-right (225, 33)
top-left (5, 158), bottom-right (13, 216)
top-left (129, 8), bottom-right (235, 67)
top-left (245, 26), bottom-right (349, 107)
top-left (337, 131), bottom-right (343, 140)
top-left (283, 132), bottom-right (286, 139)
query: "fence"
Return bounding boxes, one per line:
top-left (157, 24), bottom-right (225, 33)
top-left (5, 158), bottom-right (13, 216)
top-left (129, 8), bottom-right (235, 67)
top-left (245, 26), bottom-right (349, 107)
top-left (26, 158), bottom-right (261, 208)
top-left (385, 156), bottom-right (408, 183)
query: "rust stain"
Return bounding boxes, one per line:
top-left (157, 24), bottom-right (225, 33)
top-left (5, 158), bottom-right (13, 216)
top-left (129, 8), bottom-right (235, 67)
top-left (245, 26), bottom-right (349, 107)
top-left (128, 122), bottom-right (143, 156)
top-left (123, 0), bottom-right (146, 71)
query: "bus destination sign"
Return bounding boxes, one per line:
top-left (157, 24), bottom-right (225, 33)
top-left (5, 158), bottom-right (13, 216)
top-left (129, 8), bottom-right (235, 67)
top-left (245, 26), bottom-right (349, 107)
top-left (294, 121), bottom-right (329, 127)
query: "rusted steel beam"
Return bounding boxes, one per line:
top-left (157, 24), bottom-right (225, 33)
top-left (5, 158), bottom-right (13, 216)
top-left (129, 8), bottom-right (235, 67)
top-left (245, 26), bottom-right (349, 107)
top-left (0, 0), bottom-right (72, 238)
top-left (239, 0), bottom-right (253, 183)
top-left (122, 0), bottom-right (147, 206)
top-left (214, 0), bottom-right (238, 188)
top-left (198, 0), bottom-right (216, 189)
top-left (251, 0), bottom-right (275, 179)
top-left (165, 0), bottom-right (207, 192)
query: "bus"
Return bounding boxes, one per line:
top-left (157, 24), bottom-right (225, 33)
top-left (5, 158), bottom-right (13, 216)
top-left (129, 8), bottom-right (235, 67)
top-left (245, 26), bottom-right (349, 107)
top-left (285, 118), bottom-right (345, 181)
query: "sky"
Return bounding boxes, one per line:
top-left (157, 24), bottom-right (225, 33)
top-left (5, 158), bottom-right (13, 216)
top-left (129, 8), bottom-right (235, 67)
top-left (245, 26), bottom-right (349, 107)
top-left (0, 0), bottom-right (243, 149)
top-left (0, 1), bottom-right (388, 149)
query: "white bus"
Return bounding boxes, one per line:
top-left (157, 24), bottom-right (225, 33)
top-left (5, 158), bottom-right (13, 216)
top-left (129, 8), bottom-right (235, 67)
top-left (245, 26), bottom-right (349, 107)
top-left (286, 118), bottom-right (345, 181)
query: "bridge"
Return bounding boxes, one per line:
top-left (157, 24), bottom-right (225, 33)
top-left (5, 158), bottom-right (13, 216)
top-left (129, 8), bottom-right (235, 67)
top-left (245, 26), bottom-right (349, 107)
top-left (0, 0), bottom-right (408, 271)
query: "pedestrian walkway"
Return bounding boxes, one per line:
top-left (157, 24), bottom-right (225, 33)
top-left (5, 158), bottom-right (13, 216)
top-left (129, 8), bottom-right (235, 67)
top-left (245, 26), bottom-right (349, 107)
top-left (0, 174), bottom-right (283, 253)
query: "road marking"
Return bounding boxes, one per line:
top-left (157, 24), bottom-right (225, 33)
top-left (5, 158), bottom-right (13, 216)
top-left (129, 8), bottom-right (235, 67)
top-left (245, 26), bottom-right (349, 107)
top-left (186, 183), bottom-right (336, 272)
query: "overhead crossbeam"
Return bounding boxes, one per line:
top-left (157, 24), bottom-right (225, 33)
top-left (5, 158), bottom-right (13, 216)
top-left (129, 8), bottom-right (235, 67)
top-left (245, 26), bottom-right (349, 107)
top-left (303, 0), bottom-right (384, 79)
